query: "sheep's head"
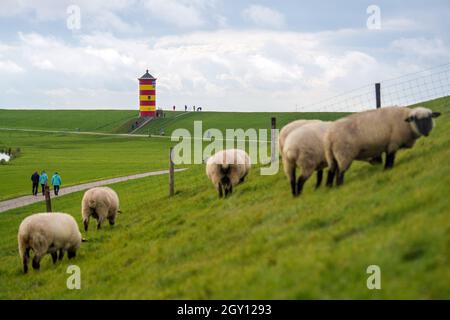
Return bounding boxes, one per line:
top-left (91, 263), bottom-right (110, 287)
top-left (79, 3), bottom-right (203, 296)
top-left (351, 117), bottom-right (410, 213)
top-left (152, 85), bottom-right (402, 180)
top-left (405, 107), bottom-right (441, 137)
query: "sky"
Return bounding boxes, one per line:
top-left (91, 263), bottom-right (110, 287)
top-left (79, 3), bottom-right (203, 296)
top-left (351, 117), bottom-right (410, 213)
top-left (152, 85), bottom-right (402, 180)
top-left (0, 0), bottom-right (449, 112)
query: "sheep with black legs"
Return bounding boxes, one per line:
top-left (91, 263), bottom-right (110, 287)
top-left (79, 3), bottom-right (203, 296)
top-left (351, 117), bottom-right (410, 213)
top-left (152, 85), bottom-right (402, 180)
top-left (324, 106), bottom-right (441, 187)
top-left (206, 149), bottom-right (251, 198)
top-left (81, 187), bottom-right (120, 231)
top-left (282, 121), bottom-right (330, 196)
top-left (18, 212), bottom-right (83, 273)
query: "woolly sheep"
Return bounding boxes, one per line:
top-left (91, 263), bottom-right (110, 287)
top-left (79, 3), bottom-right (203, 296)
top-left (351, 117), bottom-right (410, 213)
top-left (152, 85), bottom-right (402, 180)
top-left (282, 121), bottom-right (330, 196)
top-left (324, 106), bottom-right (441, 186)
top-left (279, 119), bottom-right (322, 154)
top-left (81, 187), bottom-right (120, 231)
top-left (206, 149), bottom-right (251, 198)
top-left (18, 212), bottom-right (82, 273)
top-left (280, 119), bottom-right (383, 165)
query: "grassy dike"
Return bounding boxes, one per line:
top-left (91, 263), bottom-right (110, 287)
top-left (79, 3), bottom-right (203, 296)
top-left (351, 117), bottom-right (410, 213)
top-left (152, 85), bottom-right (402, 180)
top-left (0, 97), bottom-right (448, 299)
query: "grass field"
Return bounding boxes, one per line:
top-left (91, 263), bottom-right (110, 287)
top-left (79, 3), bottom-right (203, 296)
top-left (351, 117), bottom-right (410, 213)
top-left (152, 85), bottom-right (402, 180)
top-left (135, 111), bottom-right (351, 136)
top-left (0, 110), bottom-right (137, 133)
top-left (0, 131), bottom-right (174, 200)
top-left (0, 97), bottom-right (448, 299)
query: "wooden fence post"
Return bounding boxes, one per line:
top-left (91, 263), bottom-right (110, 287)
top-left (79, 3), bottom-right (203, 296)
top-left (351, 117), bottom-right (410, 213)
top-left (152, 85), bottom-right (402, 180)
top-left (169, 147), bottom-right (174, 196)
top-left (44, 185), bottom-right (52, 212)
top-left (271, 117), bottom-right (277, 162)
top-left (375, 83), bottom-right (381, 109)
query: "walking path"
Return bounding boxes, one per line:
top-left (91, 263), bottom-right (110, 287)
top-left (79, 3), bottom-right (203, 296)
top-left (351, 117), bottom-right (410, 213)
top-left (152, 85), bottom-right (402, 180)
top-left (0, 168), bottom-right (187, 213)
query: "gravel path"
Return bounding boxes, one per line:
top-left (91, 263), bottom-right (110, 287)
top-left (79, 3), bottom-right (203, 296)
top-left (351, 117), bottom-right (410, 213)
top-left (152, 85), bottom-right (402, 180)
top-left (0, 168), bottom-right (187, 213)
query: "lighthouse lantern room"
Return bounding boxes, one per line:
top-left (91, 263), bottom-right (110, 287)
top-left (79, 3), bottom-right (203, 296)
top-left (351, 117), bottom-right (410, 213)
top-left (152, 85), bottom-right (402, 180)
top-left (138, 70), bottom-right (156, 118)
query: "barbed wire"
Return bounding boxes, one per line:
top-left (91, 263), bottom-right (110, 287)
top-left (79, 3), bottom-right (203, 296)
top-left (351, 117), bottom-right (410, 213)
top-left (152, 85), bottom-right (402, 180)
top-left (301, 63), bottom-right (450, 112)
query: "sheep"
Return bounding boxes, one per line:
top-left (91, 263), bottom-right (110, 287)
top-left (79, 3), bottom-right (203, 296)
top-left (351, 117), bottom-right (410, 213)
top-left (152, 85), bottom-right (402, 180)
top-left (280, 119), bottom-right (383, 165)
top-left (81, 187), bottom-right (120, 231)
top-left (18, 212), bottom-right (82, 273)
top-left (282, 121), bottom-right (331, 196)
top-left (324, 106), bottom-right (441, 187)
top-left (279, 119), bottom-right (322, 154)
top-left (206, 149), bottom-right (251, 198)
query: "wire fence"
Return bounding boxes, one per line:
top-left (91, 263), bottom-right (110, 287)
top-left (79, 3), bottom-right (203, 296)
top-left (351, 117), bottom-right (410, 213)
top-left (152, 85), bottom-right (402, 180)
top-left (302, 63), bottom-right (450, 112)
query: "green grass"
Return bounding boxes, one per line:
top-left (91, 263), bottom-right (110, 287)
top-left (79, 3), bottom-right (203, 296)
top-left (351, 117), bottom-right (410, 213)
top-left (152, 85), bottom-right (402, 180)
top-left (136, 111), bottom-right (350, 136)
top-left (0, 97), bottom-right (448, 299)
top-left (0, 131), bottom-right (175, 200)
top-left (0, 110), bottom-right (137, 133)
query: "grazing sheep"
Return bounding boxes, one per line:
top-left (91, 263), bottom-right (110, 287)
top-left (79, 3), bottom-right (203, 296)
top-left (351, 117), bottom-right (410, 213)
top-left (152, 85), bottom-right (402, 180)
top-left (81, 187), bottom-right (120, 231)
top-left (206, 149), bottom-right (251, 198)
top-left (282, 121), bottom-right (330, 196)
top-left (279, 119), bottom-right (322, 154)
top-left (325, 106), bottom-right (441, 186)
top-left (18, 212), bottom-right (82, 273)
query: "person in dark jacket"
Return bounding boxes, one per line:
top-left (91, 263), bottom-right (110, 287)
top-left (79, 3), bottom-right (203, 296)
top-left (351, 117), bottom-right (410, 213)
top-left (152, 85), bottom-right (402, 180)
top-left (31, 171), bottom-right (40, 196)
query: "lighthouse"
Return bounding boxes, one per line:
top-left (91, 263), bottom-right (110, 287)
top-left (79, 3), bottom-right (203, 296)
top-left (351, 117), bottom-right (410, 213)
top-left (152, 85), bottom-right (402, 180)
top-left (138, 69), bottom-right (156, 118)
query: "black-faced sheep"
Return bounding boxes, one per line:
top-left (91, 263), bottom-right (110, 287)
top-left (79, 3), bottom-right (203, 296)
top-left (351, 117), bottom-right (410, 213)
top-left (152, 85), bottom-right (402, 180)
top-left (18, 212), bottom-right (82, 273)
top-left (206, 149), bottom-right (251, 198)
top-left (325, 106), bottom-right (441, 186)
top-left (81, 187), bottom-right (120, 231)
top-left (282, 121), bottom-right (330, 196)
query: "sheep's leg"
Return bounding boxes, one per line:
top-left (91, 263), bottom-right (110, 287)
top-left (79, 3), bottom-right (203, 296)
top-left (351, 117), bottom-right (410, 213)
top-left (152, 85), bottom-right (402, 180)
top-left (68, 250), bottom-right (76, 260)
top-left (295, 176), bottom-right (309, 196)
top-left (51, 252), bottom-right (58, 264)
top-left (32, 255), bottom-right (41, 270)
top-left (336, 168), bottom-right (345, 186)
top-left (315, 170), bottom-right (323, 189)
top-left (83, 217), bottom-right (89, 232)
top-left (97, 217), bottom-right (103, 230)
top-left (289, 168), bottom-right (296, 196)
top-left (108, 216), bottom-right (115, 226)
top-left (385, 152), bottom-right (396, 170)
top-left (326, 169), bottom-right (336, 187)
top-left (218, 183), bottom-right (223, 198)
top-left (224, 186), bottom-right (232, 197)
top-left (58, 249), bottom-right (64, 260)
top-left (23, 248), bottom-right (30, 274)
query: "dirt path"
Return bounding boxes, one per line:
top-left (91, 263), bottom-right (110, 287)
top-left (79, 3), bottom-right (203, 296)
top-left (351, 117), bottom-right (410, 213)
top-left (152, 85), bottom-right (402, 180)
top-left (0, 168), bottom-right (187, 213)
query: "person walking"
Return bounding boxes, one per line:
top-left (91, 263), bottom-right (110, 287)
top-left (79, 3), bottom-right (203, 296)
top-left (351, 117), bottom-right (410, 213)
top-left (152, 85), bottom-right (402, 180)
top-left (39, 170), bottom-right (48, 196)
top-left (51, 172), bottom-right (62, 196)
top-left (31, 171), bottom-right (40, 196)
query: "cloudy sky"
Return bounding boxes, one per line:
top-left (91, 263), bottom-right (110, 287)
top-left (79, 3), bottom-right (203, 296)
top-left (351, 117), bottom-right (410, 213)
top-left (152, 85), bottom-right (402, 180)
top-left (0, 0), bottom-right (449, 111)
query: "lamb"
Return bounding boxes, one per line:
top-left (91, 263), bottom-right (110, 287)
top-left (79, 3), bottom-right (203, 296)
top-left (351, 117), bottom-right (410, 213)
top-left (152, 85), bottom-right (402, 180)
top-left (325, 106), bottom-right (441, 186)
top-left (282, 121), bottom-right (330, 196)
top-left (18, 212), bottom-right (82, 273)
top-left (81, 187), bottom-right (120, 231)
top-left (206, 149), bottom-right (251, 198)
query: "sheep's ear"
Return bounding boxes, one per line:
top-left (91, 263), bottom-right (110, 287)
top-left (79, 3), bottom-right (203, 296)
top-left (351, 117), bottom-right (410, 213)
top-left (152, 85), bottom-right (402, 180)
top-left (405, 116), bottom-right (414, 123)
top-left (432, 112), bottom-right (441, 118)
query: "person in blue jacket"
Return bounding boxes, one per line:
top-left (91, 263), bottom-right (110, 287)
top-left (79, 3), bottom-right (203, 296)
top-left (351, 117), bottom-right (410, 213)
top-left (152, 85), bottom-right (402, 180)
top-left (51, 172), bottom-right (62, 196)
top-left (39, 170), bottom-right (48, 196)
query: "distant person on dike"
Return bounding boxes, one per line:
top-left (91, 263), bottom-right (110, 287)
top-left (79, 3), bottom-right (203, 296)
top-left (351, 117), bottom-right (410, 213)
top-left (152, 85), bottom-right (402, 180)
top-left (51, 172), bottom-right (62, 196)
top-left (31, 171), bottom-right (40, 196)
top-left (185, 105), bottom-right (187, 112)
top-left (39, 170), bottom-right (48, 196)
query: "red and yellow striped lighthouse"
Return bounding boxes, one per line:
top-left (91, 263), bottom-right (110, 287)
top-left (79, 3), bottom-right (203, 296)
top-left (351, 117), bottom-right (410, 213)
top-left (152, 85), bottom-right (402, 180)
top-left (138, 69), bottom-right (156, 118)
